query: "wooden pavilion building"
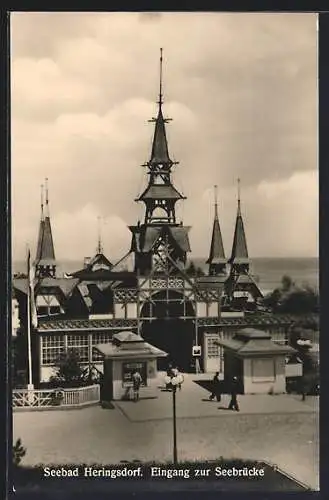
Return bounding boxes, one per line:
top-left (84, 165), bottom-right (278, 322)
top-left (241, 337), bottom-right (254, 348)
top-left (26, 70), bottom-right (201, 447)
top-left (12, 50), bottom-right (312, 387)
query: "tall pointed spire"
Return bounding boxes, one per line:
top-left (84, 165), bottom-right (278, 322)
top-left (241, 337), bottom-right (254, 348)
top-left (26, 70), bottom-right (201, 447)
top-left (137, 48), bottom-right (184, 226)
top-left (229, 178), bottom-right (249, 265)
top-left (35, 178), bottom-right (56, 278)
top-left (226, 178), bottom-right (263, 304)
top-left (96, 216), bottom-right (103, 255)
top-left (131, 50), bottom-right (190, 275)
top-left (206, 185), bottom-right (226, 275)
top-left (148, 48), bottom-right (174, 167)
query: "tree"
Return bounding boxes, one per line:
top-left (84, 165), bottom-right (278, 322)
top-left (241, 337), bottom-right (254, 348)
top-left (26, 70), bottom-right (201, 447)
top-left (186, 261), bottom-right (197, 276)
top-left (186, 261), bottom-right (205, 277)
top-left (279, 286), bottom-right (319, 314)
top-left (261, 275), bottom-right (319, 314)
top-left (49, 349), bottom-right (87, 388)
top-left (196, 266), bottom-right (205, 277)
top-left (281, 274), bottom-right (294, 292)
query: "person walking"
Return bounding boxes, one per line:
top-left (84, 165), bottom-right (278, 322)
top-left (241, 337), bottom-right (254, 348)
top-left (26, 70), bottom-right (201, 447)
top-left (132, 370), bottom-right (143, 402)
top-left (228, 376), bottom-right (240, 411)
top-left (209, 371), bottom-right (221, 402)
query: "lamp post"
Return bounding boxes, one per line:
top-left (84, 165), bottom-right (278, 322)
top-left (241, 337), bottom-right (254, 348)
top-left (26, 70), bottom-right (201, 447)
top-left (164, 373), bottom-right (184, 464)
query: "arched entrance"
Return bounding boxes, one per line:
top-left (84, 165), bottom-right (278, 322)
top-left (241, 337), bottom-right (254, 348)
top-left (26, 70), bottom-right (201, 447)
top-left (140, 290), bottom-right (196, 372)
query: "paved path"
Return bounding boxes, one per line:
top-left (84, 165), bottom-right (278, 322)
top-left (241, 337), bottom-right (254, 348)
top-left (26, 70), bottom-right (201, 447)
top-left (13, 374), bottom-right (319, 490)
top-left (116, 372), bottom-right (318, 422)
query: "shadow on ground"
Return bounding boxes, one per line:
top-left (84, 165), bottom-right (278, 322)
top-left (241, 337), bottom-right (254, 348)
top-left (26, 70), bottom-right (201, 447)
top-left (193, 379), bottom-right (234, 394)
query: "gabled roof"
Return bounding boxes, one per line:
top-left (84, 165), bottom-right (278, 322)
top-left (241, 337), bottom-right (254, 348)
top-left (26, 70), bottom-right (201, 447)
top-left (71, 253), bottom-right (113, 278)
top-left (95, 329), bottom-right (168, 358)
top-left (135, 224), bottom-right (191, 254)
top-left (215, 328), bottom-right (296, 357)
top-left (113, 331), bottom-right (144, 343)
top-left (12, 277), bottom-right (79, 298)
top-left (168, 226), bottom-right (191, 252)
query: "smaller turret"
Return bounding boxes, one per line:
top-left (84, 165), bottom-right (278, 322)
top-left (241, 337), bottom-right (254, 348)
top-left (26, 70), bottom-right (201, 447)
top-left (35, 178), bottom-right (57, 278)
top-left (206, 185), bottom-right (227, 276)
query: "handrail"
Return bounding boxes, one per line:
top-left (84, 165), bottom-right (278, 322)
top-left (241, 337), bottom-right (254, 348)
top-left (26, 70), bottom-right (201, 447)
top-left (12, 384), bottom-right (100, 408)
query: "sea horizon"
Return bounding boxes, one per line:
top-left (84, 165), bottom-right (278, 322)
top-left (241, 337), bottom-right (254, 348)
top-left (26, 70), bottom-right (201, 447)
top-left (12, 256), bottom-right (319, 294)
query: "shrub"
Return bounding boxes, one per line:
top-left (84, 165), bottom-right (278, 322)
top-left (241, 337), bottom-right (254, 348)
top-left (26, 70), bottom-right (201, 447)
top-left (13, 438), bottom-right (26, 466)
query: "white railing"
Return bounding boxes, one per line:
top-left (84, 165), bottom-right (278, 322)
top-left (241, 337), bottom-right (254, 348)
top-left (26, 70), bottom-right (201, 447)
top-left (12, 384), bottom-right (100, 409)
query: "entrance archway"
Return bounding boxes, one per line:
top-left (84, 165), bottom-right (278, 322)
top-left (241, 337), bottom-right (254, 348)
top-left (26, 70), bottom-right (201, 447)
top-left (140, 290), bottom-right (195, 372)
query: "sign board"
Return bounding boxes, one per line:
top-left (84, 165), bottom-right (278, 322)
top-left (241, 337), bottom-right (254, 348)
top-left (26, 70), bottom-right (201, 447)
top-left (192, 345), bottom-right (202, 357)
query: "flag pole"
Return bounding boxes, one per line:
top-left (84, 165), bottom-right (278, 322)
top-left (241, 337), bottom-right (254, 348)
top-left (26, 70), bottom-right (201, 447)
top-left (26, 245), bottom-right (34, 391)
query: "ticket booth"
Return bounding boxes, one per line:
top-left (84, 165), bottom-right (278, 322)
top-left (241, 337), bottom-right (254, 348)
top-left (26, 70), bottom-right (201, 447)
top-left (94, 331), bottom-right (167, 401)
top-left (216, 328), bottom-right (296, 394)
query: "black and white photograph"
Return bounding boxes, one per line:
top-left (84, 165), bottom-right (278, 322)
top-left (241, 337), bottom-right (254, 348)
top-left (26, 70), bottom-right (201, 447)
top-left (11, 11), bottom-right (319, 492)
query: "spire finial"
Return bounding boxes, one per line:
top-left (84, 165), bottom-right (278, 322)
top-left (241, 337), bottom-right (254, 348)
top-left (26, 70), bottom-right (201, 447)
top-left (45, 177), bottom-right (49, 205)
top-left (41, 184), bottom-right (44, 220)
top-left (237, 178), bottom-right (241, 214)
top-left (159, 47), bottom-right (163, 106)
top-left (97, 216), bottom-right (103, 254)
top-left (45, 177), bottom-right (50, 217)
top-left (214, 184), bottom-right (218, 218)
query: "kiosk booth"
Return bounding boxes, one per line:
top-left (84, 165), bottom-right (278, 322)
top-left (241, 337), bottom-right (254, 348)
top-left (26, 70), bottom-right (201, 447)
top-left (94, 331), bottom-right (167, 401)
top-left (216, 328), bottom-right (296, 394)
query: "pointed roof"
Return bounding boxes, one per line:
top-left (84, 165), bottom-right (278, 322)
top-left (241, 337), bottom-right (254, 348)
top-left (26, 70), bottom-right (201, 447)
top-left (71, 253), bottom-right (113, 278)
top-left (230, 180), bottom-right (249, 265)
top-left (148, 48), bottom-right (174, 167)
top-left (35, 180), bottom-right (56, 267)
top-left (149, 106), bottom-right (172, 166)
top-left (206, 185), bottom-right (226, 265)
top-left (215, 328), bottom-right (295, 357)
top-left (137, 184), bottom-right (184, 202)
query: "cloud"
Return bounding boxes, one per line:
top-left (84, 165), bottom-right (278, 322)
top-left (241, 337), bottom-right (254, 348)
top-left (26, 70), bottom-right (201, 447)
top-left (11, 12), bottom-right (318, 260)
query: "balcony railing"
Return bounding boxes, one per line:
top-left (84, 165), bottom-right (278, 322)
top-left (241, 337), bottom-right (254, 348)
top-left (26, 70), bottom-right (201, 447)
top-left (12, 384), bottom-right (100, 409)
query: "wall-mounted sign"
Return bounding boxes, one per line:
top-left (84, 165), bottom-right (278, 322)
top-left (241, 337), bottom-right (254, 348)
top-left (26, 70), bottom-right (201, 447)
top-left (192, 345), bottom-right (201, 357)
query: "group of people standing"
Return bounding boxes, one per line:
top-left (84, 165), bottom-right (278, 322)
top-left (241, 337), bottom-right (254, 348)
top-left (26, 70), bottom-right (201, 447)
top-left (209, 372), bottom-right (240, 411)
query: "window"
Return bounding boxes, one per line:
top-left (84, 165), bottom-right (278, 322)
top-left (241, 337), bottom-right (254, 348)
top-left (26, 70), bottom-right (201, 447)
top-left (207, 336), bottom-right (220, 358)
top-left (251, 358), bottom-right (275, 383)
top-left (92, 332), bottom-right (112, 361)
top-left (122, 362), bottom-right (147, 387)
top-left (67, 334), bottom-right (89, 362)
top-left (41, 335), bottom-right (65, 365)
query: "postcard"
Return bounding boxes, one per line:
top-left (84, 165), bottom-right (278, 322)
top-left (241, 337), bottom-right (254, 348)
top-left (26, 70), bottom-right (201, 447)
top-left (10, 11), bottom-right (319, 493)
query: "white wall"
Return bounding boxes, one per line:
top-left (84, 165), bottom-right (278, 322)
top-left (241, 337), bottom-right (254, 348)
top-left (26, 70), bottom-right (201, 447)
top-left (127, 303), bottom-right (137, 318)
top-left (196, 302), bottom-right (207, 317)
top-left (114, 303), bottom-right (125, 318)
top-left (243, 356), bottom-right (286, 394)
top-left (208, 302), bottom-right (218, 317)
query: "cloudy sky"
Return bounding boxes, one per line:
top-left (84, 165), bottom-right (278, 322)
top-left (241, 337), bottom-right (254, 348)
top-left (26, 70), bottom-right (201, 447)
top-left (11, 12), bottom-right (318, 262)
